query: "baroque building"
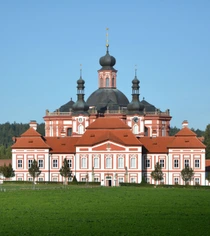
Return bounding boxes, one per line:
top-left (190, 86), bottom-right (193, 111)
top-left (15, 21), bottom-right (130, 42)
top-left (11, 40), bottom-right (207, 186)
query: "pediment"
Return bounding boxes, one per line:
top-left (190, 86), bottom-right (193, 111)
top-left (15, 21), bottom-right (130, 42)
top-left (92, 142), bottom-right (125, 151)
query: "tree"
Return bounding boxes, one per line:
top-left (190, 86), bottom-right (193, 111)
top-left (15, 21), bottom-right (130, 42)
top-left (204, 124), bottom-right (210, 159)
top-left (151, 162), bottom-right (163, 185)
top-left (28, 160), bottom-right (41, 187)
top-left (181, 166), bottom-right (194, 185)
top-left (0, 163), bottom-right (15, 179)
top-left (206, 172), bottom-right (210, 183)
top-left (59, 158), bottom-right (72, 185)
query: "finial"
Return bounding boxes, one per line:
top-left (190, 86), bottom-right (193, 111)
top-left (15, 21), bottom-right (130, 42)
top-left (143, 97), bottom-right (145, 100)
top-left (106, 28), bottom-right (109, 52)
top-left (80, 64), bottom-right (82, 78)
top-left (135, 65), bottom-right (137, 77)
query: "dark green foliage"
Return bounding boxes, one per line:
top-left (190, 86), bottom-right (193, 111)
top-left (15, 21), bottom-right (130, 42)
top-left (59, 158), bottom-right (72, 185)
top-left (206, 172), bottom-right (210, 182)
top-left (0, 163), bottom-right (15, 178)
top-left (181, 166), bottom-right (194, 184)
top-left (0, 122), bottom-right (45, 158)
top-left (151, 162), bottom-right (164, 184)
top-left (72, 175), bottom-right (78, 183)
top-left (204, 124), bottom-right (210, 159)
top-left (169, 126), bottom-right (180, 136)
top-left (28, 160), bottom-right (41, 184)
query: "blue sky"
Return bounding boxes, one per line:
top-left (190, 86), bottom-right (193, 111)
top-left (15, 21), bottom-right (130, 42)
top-left (0, 0), bottom-right (209, 130)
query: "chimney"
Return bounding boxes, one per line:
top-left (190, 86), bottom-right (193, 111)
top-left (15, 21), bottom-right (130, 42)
top-left (182, 120), bottom-right (188, 128)
top-left (29, 120), bottom-right (37, 130)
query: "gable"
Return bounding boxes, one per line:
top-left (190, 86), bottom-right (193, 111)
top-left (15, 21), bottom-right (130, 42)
top-left (92, 142), bottom-right (126, 151)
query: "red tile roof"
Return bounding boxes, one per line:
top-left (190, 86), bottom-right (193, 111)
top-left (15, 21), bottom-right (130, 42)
top-left (206, 160), bottom-right (210, 171)
top-left (77, 130), bottom-right (141, 146)
top-left (44, 137), bottom-right (80, 153)
top-left (0, 159), bottom-right (12, 166)
top-left (140, 137), bottom-right (174, 153)
top-left (87, 117), bottom-right (130, 130)
top-left (21, 127), bottom-right (41, 137)
top-left (175, 127), bottom-right (196, 137)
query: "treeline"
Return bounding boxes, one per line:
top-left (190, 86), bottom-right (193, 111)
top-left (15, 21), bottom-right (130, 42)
top-left (0, 122), bottom-right (45, 159)
top-left (169, 127), bottom-right (204, 137)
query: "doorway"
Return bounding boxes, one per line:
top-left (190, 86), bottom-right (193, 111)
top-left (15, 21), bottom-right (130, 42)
top-left (106, 176), bottom-right (112, 186)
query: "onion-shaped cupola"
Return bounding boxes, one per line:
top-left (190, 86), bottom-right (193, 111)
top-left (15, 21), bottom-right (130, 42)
top-left (72, 67), bottom-right (89, 115)
top-left (127, 68), bottom-right (144, 115)
top-left (99, 45), bottom-right (116, 70)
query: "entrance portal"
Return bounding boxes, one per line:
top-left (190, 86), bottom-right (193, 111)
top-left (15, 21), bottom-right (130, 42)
top-left (106, 176), bottom-right (112, 187)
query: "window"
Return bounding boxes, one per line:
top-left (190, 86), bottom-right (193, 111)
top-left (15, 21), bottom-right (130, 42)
top-left (52, 177), bottom-right (58, 182)
top-left (112, 77), bottom-right (114, 87)
top-left (68, 177), bottom-right (73, 182)
top-left (53, 160), bottom-right (58, 168)
top-left (145, 159), bottom-right (150, 168)
top-left (28, 160), bottom-right (33, 168)
top-left (17, 178), bottom-right (23, 181)
top-left (18, 160), bottom-right (22, 168)
top-left (174, 159), bottom-right (179, 168)
top-left (94, 158), bottom-right (99, 168)
top-left (67, 128), bottom-right (72, 136)
top-left (118, 157), bottom-right (124, 168)
top-left (106, 77), bottom-right (109, 87)
top-left (67, 159), bottom-right (72, 168)
top-left (94, 177), bottom-right (99, 182)
top-left (28, 177), bottom-right (33, 181)
top-left (118, 178), bottom-right (124, 183)
top-left (174, 177), bottom-right (179, 185)
top-left (81, 177), bottom-right (86, 182)
top-left (195, 178), bottom-right (200, 185)
top-left (38, 178), bottom-right (44, 182)
top-left (81, 158), bottom-right (87, 168)
top-left (38, 160), bottom-right (44, 168)
top-left (160, 160), bottom-right (164, 168)
top-left (185, 160), bottom-right (189, 167)
top-left (106, 157), bottom-right (112, 168)
top-left (133, 124), bottom-right (138, 134)
top-left (100, 78), bottom-right (103, 87)
top-left (130, 157), bottom-right (136, 168)
top-left (195, 160), bottom-right (200, 168)
top-left (78, 125), bottom-right (84, 134)
top-left (130, 177), bottom-right (136, 183)
top-left (146, 177), bottom-right (150, 184)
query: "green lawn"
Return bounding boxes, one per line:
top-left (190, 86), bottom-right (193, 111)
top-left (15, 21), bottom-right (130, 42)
top-left (0, 185), bottom-right (210, 235)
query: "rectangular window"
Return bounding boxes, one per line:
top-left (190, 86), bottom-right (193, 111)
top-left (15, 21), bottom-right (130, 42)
top-left (17, 178), bottom-right (23, 181)
top-left (118, 157), bottom-right (124, 168)
top-left (18, 160), bottom-right (22, 168)
top-left (160, 159), bottom-right (164, 168)
top-left (38, 160), bottom-right (44, 168)
top-left (145, 159), bottom-right (150, 168)
top-left (195, 160), bottom-right (200, 168)
top-left (146, 177), bottom-right (150, 184)
top-left (106, 157), bottom-right (112, 168)
top-left (174, 177), bottom-right (179, 185)
top-left (130, 177), bottom-right (136, 183)
top-left (81, 177), bottom-right (86, 182)
top-left (38, 178), bottom-right (44, 182)
top-left (94, 158), bottom-right (99, 168)
top-left (68, 177), bottom-right (73, 182)
top-left (174, 159), bottom-right (179, 168)
top-left (28, 159), bottom-right (33, 168)
top-left (185, 160), bottom-right (189, 167)
top-left (28, 177), bottom-right (33, 181)
top-left (130, 157), bottom-right (136, 168)
top-left (195, 178), bottom-right (200, 185)
top-left (67, 159), bottom-right (72, 168)
top-left (118, 177), bottom-right (124, 183)
top-left (81, 158), bottom-right (87, 168)
top-left (53, 160), bottom-right (58, 168)
top-left (52, 177), bottom-right (58, 182)
top-left (94, 177), bottom-right (99, 182)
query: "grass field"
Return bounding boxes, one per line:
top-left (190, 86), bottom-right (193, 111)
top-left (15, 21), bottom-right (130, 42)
top-left (0, 185), bottom-right (210, 236)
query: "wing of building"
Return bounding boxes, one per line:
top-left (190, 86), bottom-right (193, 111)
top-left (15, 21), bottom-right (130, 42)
top-left (11, 43), bottom-right (208, 186)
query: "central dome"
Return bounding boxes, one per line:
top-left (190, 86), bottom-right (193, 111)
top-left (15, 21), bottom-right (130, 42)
top-left (86, 88), bottom-right (129, 113)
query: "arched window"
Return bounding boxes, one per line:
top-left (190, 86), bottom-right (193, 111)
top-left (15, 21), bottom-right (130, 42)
top-left (133, 124), bottom-right (138, 134)
top-left (112, 77), bottom-right (114, 87)
top-left (100, 78), bottom-right (103, 87)
top-left (78, 125), bottom-right (84, 134)
top-left (106, 77), bottom-right (109, 87)
top-left (106, 157), bottom-right (112, 168)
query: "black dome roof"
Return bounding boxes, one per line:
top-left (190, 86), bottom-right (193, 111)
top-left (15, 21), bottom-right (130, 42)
top-left (87, 88), bottom-right (129, 112)
top-left (58, 98), bottom-right (75, 112)
top-left (141, 99), bottom-right (156, 112)
top-left (99, 46), bottom-right (116, 70)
